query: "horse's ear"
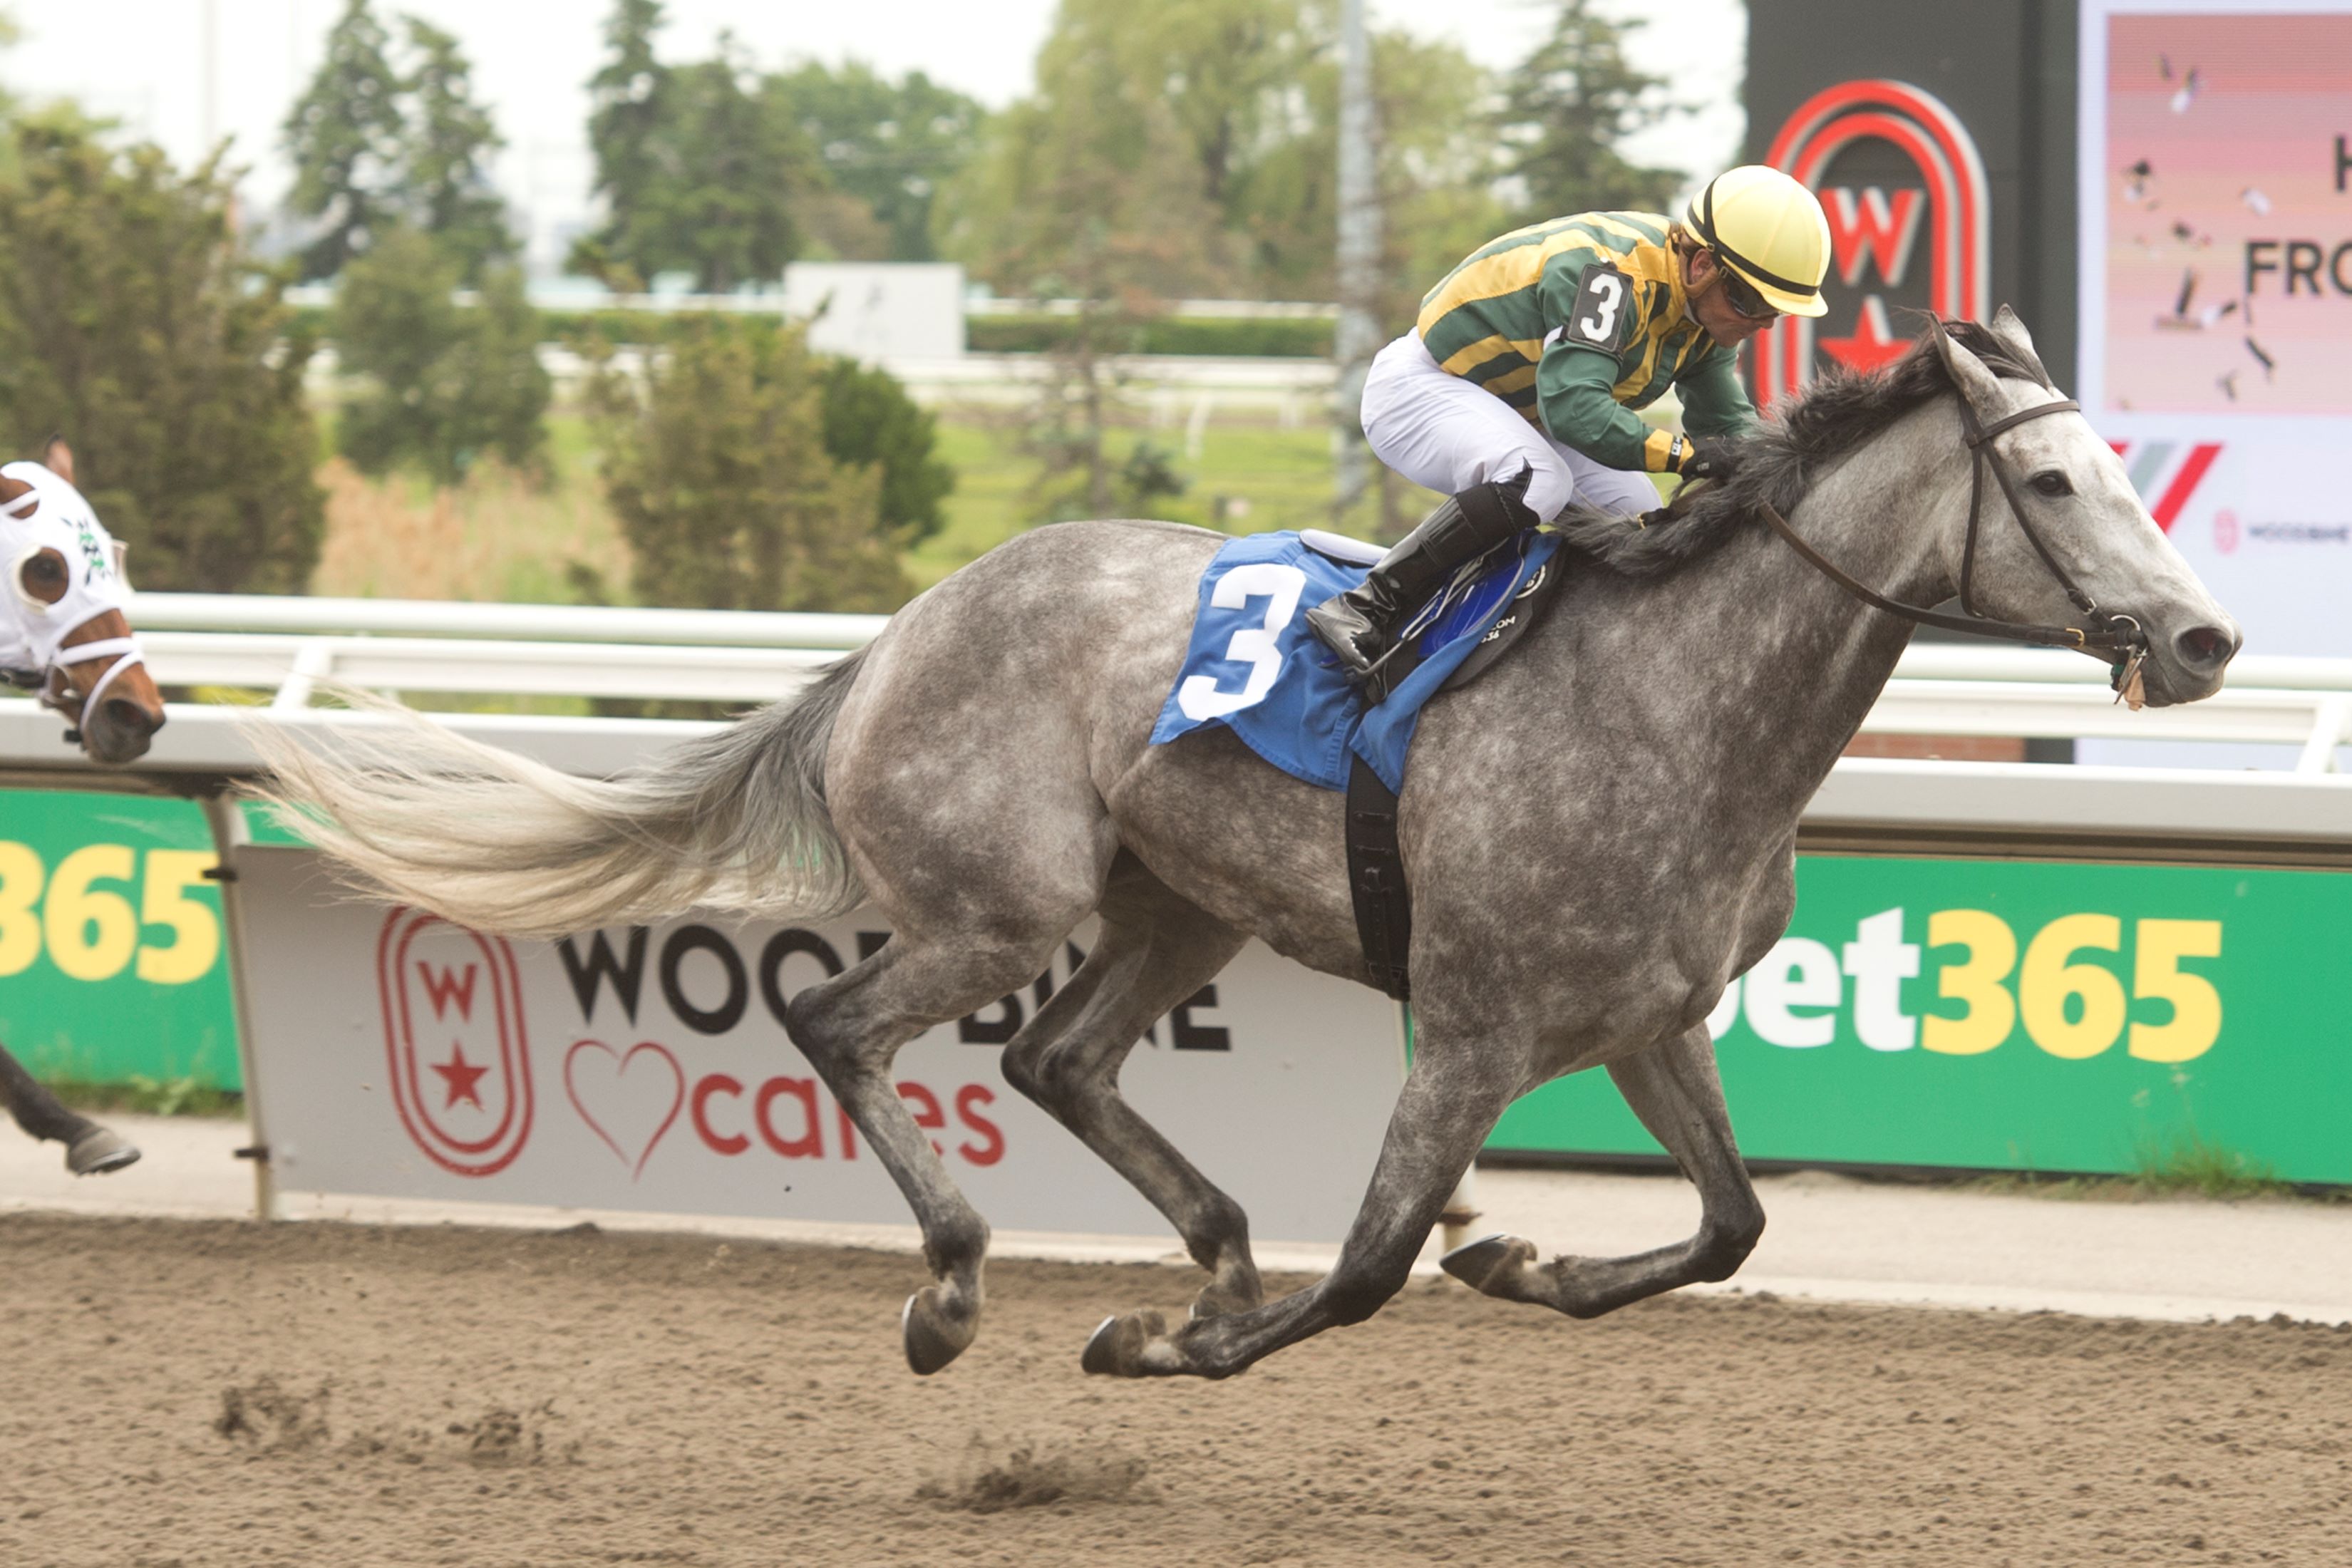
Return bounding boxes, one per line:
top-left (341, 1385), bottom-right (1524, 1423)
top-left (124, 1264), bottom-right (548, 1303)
top-left (1927, 316), bottom-right (2007, 415)
top-left (1987, 305), bottom-right (2055, 388)
top-left (41, 437), bottom-right (73, 485)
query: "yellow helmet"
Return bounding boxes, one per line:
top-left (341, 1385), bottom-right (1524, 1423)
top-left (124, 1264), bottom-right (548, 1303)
top-left (1686, 165), bottom-right (1832, 319)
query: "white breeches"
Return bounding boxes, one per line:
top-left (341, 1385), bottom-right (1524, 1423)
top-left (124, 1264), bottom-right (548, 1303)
top-left (1358, 330), bottom-right (1661, 523)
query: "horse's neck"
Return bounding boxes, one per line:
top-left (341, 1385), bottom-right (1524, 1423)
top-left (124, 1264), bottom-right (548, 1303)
top-left (1560, 400), bottom-right (1966, 827)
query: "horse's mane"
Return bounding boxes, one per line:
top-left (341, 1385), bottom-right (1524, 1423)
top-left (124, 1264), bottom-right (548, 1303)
top-left (1551, 319), bottom-right (2049, 579)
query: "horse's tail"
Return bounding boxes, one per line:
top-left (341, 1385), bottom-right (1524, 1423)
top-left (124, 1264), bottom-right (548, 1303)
top-left (245, 648), bottom-right (870, 939)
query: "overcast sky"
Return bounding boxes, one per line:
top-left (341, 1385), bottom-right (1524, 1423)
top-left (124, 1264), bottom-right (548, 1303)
top-left (5, 0), bottom-right (1745, 274)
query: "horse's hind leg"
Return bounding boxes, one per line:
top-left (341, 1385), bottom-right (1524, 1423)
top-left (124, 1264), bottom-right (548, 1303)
top-left (0, 1043), bottom-right (139, 1175)
top-left (783, 923), bottom-right (1084, 1375)
top-left (1000, 862), bottom-right (1258, 1319)
top-left (1442, 1022), bottom-right (1763, 1316)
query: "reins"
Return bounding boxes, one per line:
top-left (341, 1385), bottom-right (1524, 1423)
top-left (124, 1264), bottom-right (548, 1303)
top-left (1753, 318), bottom-right (2149, 698)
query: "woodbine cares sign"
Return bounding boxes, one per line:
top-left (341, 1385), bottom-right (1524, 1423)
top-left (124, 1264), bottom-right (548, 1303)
top-left (231, 843), bottom-right (1410, 1244)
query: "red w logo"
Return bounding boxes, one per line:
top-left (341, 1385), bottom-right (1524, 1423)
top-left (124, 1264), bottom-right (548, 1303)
top-left (417, 962), bottom-right (479, 1022)
top-left (1824, 187), bottom-right (1924, 288)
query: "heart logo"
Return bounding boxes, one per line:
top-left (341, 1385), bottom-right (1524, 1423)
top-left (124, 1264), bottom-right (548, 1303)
top-left (563, 1040), bottom-right (684, 1179)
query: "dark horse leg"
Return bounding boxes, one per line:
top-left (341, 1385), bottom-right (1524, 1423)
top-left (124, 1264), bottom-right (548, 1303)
top-left (1082, 1025), bottom-right (1525, 1378)
top-left (782, 914), bottom-right (1093, 1376)
top-left (0, 1043), bottom-right (140, 1175)
top-left (1000, 860), bottom-right (1259, 1320)
top-left (1440, 1023), bottom-right (1763, 1315)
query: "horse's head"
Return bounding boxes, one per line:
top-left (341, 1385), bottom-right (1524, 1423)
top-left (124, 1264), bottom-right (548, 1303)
top-left (1927, 308), bottom-right (2239, 706)
top-left (0, 441), bottom-right (165, 765)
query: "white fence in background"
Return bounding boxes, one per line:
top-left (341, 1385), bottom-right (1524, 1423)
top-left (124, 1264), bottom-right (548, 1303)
top-left (0, 591), bottom-right (2341, 864)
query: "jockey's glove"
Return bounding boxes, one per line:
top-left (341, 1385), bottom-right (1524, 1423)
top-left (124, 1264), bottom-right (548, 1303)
top-left (1668, 434), bottom-right (1738, 483)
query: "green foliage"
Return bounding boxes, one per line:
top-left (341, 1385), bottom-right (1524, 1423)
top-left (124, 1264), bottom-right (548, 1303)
top-left (586, 319), bottom-right (912, 613)
top-left (765, 61), bottom-right (986, 262)
top-left (577, 0), bottom-right (668, 289)
top-left (283, 0), bottom-right (514, 282)
top-left (398, 16), bottom-right (512, 282)
top-left (937, 0), bottom-right (1506, 318)
top-left (2131, 1125), bottom-right (2294, 1199)
top-left (41, 1074), bottom-right (242, 1118)
top-left (1497, 0), bottom-right (1688, 221)
top-left (0, 122), bottom-right (324, 592)
top-left (574, 9), bottom-right (813, 292)
top-left (815, 359), bottom-right (954, 543)
top-left (282, 0), bottom-right (406, 281)
top-left (334, 227), bottom-right (550, 484)
top-left (964, 312), bottom-right (1334, 358)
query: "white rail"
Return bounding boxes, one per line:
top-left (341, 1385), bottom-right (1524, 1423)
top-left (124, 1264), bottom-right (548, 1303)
top-left (0, 592), bottom-right (2341, 864)
top-left (110, 593), bottom-right (2352, 773)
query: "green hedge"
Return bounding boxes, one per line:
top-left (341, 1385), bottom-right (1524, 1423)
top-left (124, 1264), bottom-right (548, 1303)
top-left (299, 304), bottom-right (1338, 360)
top-left (966, 313), bottom-right (1333, 358)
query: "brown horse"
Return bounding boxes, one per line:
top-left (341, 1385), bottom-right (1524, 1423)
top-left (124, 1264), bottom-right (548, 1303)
top-left (0, 438), bottom-right (164, 1174)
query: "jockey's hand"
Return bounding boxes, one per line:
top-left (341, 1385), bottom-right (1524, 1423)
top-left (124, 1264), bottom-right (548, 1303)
top-left (1673, 435), bottom-right (1739, 483)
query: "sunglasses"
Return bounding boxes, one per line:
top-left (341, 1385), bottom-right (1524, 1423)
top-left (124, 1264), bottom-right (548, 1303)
top-left (1716, 264), bottom-right (1778, 321)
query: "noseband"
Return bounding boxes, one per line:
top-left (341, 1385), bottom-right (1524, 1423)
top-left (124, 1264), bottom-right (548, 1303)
top-left (1757, 319), bottom-right (2148, 692)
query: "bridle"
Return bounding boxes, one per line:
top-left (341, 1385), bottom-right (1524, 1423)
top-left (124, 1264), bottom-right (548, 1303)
top-left (1755, 317), bottom-right (2149, 693)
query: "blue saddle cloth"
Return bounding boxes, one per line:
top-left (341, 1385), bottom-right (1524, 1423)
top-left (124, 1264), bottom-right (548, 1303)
top-left (1149, 528), bottom-right (1560, 795)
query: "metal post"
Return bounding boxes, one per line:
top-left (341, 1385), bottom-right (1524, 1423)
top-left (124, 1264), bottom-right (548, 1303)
top-left (1332, 0), bottom-right (1383, 524)
top-left (201, 792), bottom-right (278, 1222)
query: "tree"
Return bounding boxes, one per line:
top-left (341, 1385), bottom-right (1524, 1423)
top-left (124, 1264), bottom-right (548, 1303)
top-left (282, 0), bottom-right (406, 280)
top-left (816, 359), bottom-right (954, 543)
top-left (284, 2), bottom-right (516, 282)
top-left (0, 123), bottom-right (324, 592)
top-left (937, 0), bottom-right (1507, 308)
top-left (765, 61), bottom-right (986, 262)
top-left (573, 9), bottom-right (813, 292)
top-left (587, 320), bottom-right (910, 613)
top-left (1497, 0), bottom-right (1687, 221)
top-left (398, 16), bottom-right (511, 282)
top-left (334, 227), bottom-right (550, 484)
top-left (574, 0), bottom-right (670, 289)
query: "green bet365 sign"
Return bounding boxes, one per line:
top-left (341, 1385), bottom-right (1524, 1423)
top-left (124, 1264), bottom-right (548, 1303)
top-left (1489, 856), bottom-right (2352, 1183)
top-left (0, 790), bottom-right (239, 1086)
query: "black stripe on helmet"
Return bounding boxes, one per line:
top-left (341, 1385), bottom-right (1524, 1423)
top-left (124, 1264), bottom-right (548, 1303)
top-left (1691, 177), bottom-right (1820, 300)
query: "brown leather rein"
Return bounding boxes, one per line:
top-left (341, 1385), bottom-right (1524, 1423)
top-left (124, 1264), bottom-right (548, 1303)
top-left (1755, 321), bottom-right (2148, 687)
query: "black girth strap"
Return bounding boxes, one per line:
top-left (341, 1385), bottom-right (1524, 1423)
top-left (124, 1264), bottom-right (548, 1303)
top-left (1345, 755), bottom-right (1413, 1001)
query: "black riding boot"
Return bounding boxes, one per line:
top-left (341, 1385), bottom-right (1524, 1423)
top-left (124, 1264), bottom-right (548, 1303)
top-left (1305, 474), bottom-right (1537, 684)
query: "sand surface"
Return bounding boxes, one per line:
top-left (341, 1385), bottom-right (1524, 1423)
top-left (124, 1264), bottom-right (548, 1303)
top-left (1, 1212), bottom-right (2346, 1567)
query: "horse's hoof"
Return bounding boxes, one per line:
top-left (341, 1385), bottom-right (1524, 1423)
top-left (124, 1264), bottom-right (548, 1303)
top-left (66, 1128), bottom-right (140, 1177)
top-left (1440, 1232), bottom-right (1536, 1298)
top-left (1080, 1309), bottom-right (1170, 1377)
top-left (900, 1286), bottom-right (978, 1376)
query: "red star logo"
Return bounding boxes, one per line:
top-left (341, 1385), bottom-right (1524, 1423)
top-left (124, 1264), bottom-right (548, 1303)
top-left (432, 1043), bottom-right (490, 1110)
top-left (1820, 295), bottom-right (1912, 373)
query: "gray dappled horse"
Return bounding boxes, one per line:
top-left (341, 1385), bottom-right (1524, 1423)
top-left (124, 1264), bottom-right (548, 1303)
top-left (0, 440), bottom-right (164, 1176)
top-left (260, 311), bottom-right (2237, 1378)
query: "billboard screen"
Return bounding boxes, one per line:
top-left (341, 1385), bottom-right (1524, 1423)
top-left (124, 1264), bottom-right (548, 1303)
top-left (2095, 10), bottom-right (2352, 413)
top-left (2079, 1), bottom-right (2352, 664)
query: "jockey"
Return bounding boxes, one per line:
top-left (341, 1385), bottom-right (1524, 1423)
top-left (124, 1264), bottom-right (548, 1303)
top-left (1307, 165), bottom-right (1834, 684)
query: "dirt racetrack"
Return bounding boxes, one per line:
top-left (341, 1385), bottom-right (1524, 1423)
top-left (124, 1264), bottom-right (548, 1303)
top-left (1, 1212), bottom-right (2347, 1567)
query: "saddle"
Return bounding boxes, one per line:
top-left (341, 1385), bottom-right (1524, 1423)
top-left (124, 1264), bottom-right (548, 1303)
top-left (1152, 527), bottom-right (1567, 1001)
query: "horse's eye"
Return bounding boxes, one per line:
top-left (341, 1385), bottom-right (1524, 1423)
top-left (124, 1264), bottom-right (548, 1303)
top-left (2031, 470), bottom-right (2073, 498)
top-left (16, 550), bottom-right (67, 604)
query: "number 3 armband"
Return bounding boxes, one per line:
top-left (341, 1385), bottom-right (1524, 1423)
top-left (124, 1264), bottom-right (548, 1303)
top-left (1561, 262), bottom-right (1635, 358)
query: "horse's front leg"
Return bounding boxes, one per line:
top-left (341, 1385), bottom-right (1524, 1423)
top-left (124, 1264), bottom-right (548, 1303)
top-left (1443, 1021), bottom-right (1762, 1316)
top-left (0, 1043), bottom-right (140, 1175)
top-left (1082, 1036), bottom-right (1522, 1379)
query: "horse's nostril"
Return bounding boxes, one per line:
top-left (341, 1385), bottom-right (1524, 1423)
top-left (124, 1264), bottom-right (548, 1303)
top-left (2173, 624), bottom-right (2236, 669)
top-left (101, 698), bottom-right (160, 736)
